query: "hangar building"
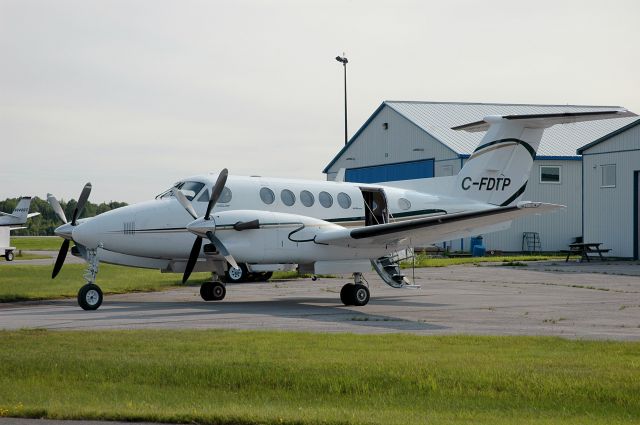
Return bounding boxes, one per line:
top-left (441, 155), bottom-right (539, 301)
top-left (578, 119), bottom-right (640, 259)
top-left (323, 101), bottom-right (638, 253)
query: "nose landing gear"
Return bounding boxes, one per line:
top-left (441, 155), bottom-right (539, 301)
top-left (77, 247), bottom-right (103, 310)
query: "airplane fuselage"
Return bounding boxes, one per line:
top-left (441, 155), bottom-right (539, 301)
top-left (69, 174), bottom-right (487, 269)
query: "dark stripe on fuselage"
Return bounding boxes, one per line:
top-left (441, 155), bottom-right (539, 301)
top-left (350, 206), bottom-right (519, 239)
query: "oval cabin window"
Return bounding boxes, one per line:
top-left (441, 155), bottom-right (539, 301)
top-left (319, 191), bottom-right (333, 208)
top-left (300, 190), bottom-right (314, 207)
top-left (260, 187), bottom-right (275, 205)
top-left (281, 189), bottom-right (296, 206)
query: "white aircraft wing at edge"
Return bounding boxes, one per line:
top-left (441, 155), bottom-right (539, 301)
top-left (315, 202), bottom-right (564, 249)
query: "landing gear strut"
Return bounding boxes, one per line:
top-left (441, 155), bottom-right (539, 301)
top-left (200, 273), bottom-right (226, 301)
top-left (340, 273), bottom-right (370, 307)
top-left (78, 247), bottom-right (103, 310)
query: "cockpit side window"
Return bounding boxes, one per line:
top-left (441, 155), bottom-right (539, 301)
top-left (156, 181), bottom-right (205, 201)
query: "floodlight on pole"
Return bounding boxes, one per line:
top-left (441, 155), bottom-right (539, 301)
top-left (335, 54), bottom-right (348, 145)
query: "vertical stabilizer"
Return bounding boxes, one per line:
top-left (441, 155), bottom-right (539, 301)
top-left (451, 110), bottom-right (635, 206)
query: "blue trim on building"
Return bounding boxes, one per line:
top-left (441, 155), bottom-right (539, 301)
top-left (634, 171), bottom-right (639, 260)
top-left (345, 159), bottom-right (435, 184)
top-left (577, 118), bottom-right (640, 154)
top-left (535, 155), bottom-right (581, 161)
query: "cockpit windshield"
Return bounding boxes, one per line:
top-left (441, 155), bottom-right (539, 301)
top-left (156, 181), bottom-right (205, 201)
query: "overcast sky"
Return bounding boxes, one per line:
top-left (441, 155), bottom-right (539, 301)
top-left (1, 0), bottom-right (638, 203)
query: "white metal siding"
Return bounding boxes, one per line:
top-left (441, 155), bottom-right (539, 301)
top-left (583, 124), bottom-right (640, 258)
top-left (326, 106), bottom-right (460, 178)
top-left (480, 160), bottom-right (582, 252)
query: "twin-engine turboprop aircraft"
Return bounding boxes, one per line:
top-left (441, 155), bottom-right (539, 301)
top-left (47, 110), bottom-right (635, 310)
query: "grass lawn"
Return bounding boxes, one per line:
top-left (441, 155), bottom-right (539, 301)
top-left (402, 254), bottom-right (575, 268)
top-left (0, 330), bottom-right (638, 425)
top-left (10, 236), bottom-right (61, 251)
top-left (0, 264), bottom-right (210, 302)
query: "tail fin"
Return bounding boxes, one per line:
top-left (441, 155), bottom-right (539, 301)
top-left (452, 110), bottom-right (636, 206)
top-left (11, 197), bottom-right (33, 222)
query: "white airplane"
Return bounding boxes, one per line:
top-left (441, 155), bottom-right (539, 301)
top-left (0, 197), bottom-right (40, 261)
top-left (47, 110), bottom-right (635, 310)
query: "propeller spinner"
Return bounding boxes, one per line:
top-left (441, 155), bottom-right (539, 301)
top-left (48, 183), bottom-right (92, 279)
top-left (175, 169), bottom-right (239, 283)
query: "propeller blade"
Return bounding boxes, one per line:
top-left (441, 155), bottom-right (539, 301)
top-left (233, 219), bottom-right (260, 231)
top-left (205, 168), bottom-right (228, 220)
top-left (182, 236), bottom-right (203, 284)
top-left (71, 182), bottom-right (92, 225)
top-left (47, 194), bottom-right (68, 224)
top-left (206, 231), bottom-right (238, 270)
top-left (52, 239), bottom-right (70, 279)
top-left (172, 188), bottom-right (199, 220)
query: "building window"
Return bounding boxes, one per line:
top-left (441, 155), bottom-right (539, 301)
top-left (300, 190), bottom-right (314, 207)
top-left (441, 165), bottom-right (453, 176)
top-left (260, 187), bottom-right (275, 205)
top-left (539, 166), bottom-right (561, 184)
top-left (319, 191), bottom-right (333, 208)
top-left (337, 192), bottom-right (352, 209)
top-left (601, 164), bottom-right (616, 188)
top-left (281, 189), bottom-right (296, 206)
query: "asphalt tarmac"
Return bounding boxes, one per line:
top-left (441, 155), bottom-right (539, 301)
top-left (1, 261), bottom-right (639, 340)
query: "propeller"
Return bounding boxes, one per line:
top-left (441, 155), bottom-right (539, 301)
top-left (47, 182), bottom-right (92, 278)
top-left (176, 169), bottom-right (241, 283)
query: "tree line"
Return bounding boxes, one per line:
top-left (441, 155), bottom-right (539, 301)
top-left (0, 197), bottom-right (128, 236)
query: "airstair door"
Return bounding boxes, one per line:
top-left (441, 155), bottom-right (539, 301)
top-left (359, 187), bottom-right (389, 226)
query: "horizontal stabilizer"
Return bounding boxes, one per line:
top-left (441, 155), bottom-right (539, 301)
top-left (452, 110), bottom-right (636, 132)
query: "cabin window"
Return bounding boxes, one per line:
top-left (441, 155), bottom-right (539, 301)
top-left (539, 166), bottom-right (561, 184)
top-left (398, 198), bottom-right (411, 210)
top-left (337, 192), bottom-right (351, 209)
top-left (319, 191), bottom-right (333, 208)
top-left (260, 187), bottom-right (275, 205)
top-left (219, 187), bottom-right (232, 203)
top-left (281, 189), bottom-right (296, 206)
top-left (601, 164), bottom-right (616, 188)
top-left (300, 190), bottom-right (314, 207)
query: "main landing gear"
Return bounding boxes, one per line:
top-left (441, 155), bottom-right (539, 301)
top-left (340, 273), bottom-right (370, 307)
top-left (200, 273), bottom-right (226, 301)
top-left (78, 247), bottom-right (103, 310)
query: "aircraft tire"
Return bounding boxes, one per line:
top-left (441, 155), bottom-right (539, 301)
top-left (211, 281), bottom-right (226, 301)
top-left (77, 284), bottom-right (103, 311)
top-left (200, 281), bottom-right (214, 301)
top-left (5, 250), bottom-right (14, 261)
top-left (340, 284), bottom-right (354, 306)
top-left (352, 284), bottom-right (370, 307)
top-left (224, 264), bottom-right (248, 283)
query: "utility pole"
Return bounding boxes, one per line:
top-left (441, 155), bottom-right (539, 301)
top-left (335, 54), bottom-right (348, 145)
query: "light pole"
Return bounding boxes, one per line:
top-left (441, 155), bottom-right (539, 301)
top-left (335, 54), bottom-right (348, 145)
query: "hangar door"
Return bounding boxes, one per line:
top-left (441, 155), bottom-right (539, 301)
top-left (345, 159), bottom-right (434, 184)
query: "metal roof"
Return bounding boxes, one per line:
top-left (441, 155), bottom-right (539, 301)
top-left (576, 118), bottom-right (640, 154)
top-left (323, 101), bottom-right (638, 173)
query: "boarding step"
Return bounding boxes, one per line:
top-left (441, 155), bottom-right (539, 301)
top-left (371, 255), bottom-right (420, 289)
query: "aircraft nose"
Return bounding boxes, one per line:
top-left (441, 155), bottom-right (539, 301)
top-left (71, 218), bottom-right (100, 248)
top-left (54, 223), bottom-right (74, 240)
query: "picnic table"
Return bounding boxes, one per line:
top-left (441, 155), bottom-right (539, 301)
top-left (562, 242), bottom-right (610, 262)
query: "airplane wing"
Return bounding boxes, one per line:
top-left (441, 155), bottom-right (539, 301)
top-left (315, 202), bottom-right (564, 248)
